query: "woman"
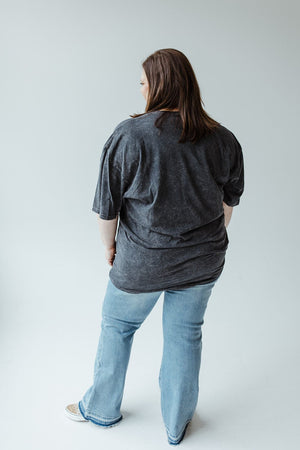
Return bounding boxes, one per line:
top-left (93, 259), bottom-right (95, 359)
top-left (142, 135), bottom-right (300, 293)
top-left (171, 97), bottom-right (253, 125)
top-left (65, 48), bottom-right (245, 445)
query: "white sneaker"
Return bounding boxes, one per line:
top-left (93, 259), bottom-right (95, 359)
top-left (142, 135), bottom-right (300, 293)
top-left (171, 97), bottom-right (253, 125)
top-left (65, 403), bottom-right (89, 422)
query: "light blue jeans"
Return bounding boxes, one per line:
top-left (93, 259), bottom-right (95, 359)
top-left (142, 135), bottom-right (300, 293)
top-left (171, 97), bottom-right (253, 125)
top-left (78, 276), bottom-right (219, 445)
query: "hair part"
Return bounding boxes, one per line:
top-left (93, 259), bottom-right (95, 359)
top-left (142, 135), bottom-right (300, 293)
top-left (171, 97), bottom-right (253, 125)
top-left (130, 48), bottom-right (221, 144)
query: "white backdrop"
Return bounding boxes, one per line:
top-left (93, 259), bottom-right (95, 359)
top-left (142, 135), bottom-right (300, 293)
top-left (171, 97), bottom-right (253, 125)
top-left (1, 0), bottom-right (299, 449)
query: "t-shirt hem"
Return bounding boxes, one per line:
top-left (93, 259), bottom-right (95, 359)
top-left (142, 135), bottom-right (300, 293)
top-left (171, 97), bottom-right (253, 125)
top-left (109, 272), bottom-right (222, 294)
top-left (223, 196), bottom-right (240, 207)
top-left (92, 207), bottom-right (119, 220)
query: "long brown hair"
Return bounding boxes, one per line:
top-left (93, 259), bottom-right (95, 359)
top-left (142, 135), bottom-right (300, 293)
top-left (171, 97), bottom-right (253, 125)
top-left (130, 48), bottom-right (221, 144)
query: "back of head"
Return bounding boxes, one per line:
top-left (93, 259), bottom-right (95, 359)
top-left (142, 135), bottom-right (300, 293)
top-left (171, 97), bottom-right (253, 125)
top-left (131, 48), bottom-right (221, 144)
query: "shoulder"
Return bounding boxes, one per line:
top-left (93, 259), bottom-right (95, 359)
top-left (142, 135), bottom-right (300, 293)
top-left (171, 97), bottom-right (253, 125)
top-left (214, 124), bottom-right (240, 144)
top-left (101, 117), bottom-right (137, 152)
top-left (113, 117), bottom-right (135, 133)
top-left (213, 124), bottom-right (243, 158)
top-left (113, 112), bottom-right (156, 138)
top-left (103, 115), bottom-right (149, 159)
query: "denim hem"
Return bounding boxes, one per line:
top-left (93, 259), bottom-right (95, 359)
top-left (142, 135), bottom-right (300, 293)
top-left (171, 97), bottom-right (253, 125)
top-left (167, 419), bottom-right (191, 445)
top-left (78, 400), bottom-right (123, 427)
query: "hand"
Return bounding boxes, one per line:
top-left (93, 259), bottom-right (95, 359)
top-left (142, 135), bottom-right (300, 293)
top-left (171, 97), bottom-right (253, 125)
top-left (105, 243), bottom-right (116, 266)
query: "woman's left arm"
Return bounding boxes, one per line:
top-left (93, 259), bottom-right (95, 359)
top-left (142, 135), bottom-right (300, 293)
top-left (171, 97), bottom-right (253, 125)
top-left (97, 215), bottom-right (119, 266)
top-left (92, 126), bottom-right (139, 266)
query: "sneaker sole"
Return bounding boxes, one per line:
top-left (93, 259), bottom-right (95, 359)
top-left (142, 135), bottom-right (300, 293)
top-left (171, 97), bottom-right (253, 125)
top-left (64, 407), bottom-right (89, 422)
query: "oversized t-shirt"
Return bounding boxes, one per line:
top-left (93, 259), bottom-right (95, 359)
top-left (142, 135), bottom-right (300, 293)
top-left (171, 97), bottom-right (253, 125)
top-left (92, 111), bottom-right (245, 293)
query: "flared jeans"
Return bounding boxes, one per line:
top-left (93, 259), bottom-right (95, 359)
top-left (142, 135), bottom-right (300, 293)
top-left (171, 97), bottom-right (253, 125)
top-left (78, 276), bottom-right (219, 445)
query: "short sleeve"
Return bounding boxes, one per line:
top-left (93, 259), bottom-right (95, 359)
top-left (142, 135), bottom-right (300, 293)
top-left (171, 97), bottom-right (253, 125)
top-left (222, 133), bottom-right (245, 207)
top-left (92, 126), bottom-right (139, 219)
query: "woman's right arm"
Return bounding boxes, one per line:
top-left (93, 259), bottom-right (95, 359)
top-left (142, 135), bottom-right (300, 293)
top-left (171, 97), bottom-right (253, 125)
top-left (223, 201), bottom-right (233, 228)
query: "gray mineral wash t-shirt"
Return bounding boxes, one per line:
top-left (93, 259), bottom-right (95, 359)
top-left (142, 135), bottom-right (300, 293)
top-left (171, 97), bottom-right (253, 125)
top-left (92, 111), bottom-right (244, 293)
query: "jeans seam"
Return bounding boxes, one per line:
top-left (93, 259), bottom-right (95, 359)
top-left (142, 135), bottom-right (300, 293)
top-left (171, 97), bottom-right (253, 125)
top-left (166, 418), bottom-right (192, 442)
top-left (79, 400), bottom-right (122, 422)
